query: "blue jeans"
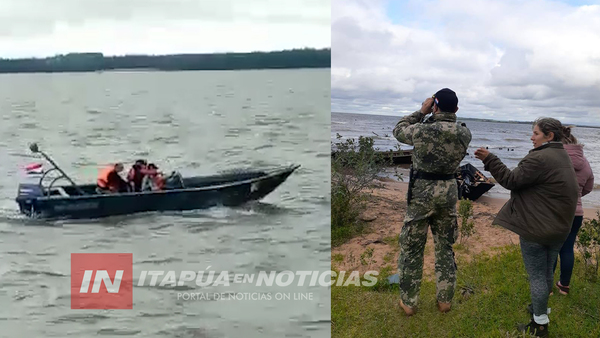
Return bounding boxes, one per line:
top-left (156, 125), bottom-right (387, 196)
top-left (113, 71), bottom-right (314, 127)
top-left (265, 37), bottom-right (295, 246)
top-left (553, 216), bottom-right (584, 286)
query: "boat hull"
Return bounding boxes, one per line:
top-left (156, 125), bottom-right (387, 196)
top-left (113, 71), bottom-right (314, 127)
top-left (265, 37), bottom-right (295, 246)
top-left (375, 150), bottom-right (412, 165)
top-left (15, 165), bottom-right (298, 219)
top-left (457, 163), bottom-right (495, 201)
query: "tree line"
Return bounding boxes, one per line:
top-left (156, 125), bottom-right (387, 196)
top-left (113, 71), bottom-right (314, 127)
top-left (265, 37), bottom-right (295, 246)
top-left (0, 48), bottom-right (330, 73)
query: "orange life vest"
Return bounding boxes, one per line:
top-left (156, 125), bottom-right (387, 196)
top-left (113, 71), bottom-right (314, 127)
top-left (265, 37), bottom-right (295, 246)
top-left (97, 166), bottom-right (116, 190)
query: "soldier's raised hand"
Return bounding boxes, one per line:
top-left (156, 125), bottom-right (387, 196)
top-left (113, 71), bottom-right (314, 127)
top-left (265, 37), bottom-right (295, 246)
top-left (474, 147), bottom-right (490, 161)
top-left (420, 97), bottom-right (434, 115)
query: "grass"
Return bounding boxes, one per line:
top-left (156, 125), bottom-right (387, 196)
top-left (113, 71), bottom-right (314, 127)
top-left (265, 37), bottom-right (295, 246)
top-left (332, 221), bottom-right (369, 247)
top-left (453, 243), bottom-right (467, 253)
top-left (333, 253), bottom-right (345, 263)
top-left (332, 226), bottom-right (358, 247)
top-left (332, 245), bottom-right (600, 338)
top-left (380, 265), bottom-right (395, 277)
top-left (382, 236), bottom-right (398, 247)
top-left (383, 252), bottom-right (395, 263)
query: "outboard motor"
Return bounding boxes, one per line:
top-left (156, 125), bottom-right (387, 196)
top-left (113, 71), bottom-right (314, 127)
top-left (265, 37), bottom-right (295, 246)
top-left (15, 163), bottom-right (45, 216)
top-left (163, 171), bottom-right (185, 189)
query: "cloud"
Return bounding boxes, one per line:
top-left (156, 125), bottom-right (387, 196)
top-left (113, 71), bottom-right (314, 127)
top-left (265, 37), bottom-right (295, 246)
top-left (0, 0), bottom-right (331, 57)
top-left (332, 0), bottom-right (600, 126)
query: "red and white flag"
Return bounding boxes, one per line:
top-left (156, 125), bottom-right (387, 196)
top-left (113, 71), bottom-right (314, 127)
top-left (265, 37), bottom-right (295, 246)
top-left (25, 163), bottom-right (44, 175)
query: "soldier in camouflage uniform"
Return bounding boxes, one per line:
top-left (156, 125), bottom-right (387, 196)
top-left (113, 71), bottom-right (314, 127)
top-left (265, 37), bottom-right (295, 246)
top-left (392, 88), bottom-right (472, 315)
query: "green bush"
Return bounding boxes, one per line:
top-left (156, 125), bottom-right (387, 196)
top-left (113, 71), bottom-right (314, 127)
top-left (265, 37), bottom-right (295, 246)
top-left (331, 134), bottom-right (385, 246)
top-left (576, 211), bottom-right (600, 282)
top-left (458, 198), bottom-right (476, 245)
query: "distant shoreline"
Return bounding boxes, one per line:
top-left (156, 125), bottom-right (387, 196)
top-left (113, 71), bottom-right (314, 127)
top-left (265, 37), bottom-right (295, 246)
top-left (0, 67), bottom-right (330, 75)
top-left (332, 111), bottom-right (600, 129)
top-left (0, 48), bottom-right (331, 74)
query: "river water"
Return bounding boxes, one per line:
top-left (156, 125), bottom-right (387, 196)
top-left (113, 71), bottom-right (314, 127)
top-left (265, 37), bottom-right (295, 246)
top-left (0, 69), bottom-right (331, 337)
top-left (332, 112), bottom-right (600, 208)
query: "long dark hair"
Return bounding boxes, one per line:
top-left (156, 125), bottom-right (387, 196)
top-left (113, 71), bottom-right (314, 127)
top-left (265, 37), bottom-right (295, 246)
top-left (533, 117), bottom-right (564, 142)
top-left (562, 125), bottom-right (579, 145)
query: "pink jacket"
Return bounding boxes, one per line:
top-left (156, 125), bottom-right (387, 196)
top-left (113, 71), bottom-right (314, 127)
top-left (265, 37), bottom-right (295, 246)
top-left (564, 144), bottom-right (594, 216)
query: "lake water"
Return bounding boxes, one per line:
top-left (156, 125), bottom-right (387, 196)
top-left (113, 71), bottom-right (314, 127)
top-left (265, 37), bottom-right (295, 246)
top-left (0, 69), bottom-right (331, 337)
top-left (332, 112), bottom-right (600, 208)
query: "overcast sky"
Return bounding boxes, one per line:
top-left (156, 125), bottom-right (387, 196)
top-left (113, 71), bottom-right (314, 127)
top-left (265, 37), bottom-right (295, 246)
top-left (0, 0), bottom-right (330, 58)
top-left (332, 0), bottom-right (600, 126)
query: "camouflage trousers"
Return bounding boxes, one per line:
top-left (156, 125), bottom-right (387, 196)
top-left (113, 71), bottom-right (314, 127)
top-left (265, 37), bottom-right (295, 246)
top-left (397, 205), bottom-right (458, 308)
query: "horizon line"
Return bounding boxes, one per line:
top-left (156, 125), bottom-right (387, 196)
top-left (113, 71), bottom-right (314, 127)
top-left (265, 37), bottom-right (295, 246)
top-left (332, 111), bottom-right (600, 128)
top-left (0, 47), bottom-right (332, 60)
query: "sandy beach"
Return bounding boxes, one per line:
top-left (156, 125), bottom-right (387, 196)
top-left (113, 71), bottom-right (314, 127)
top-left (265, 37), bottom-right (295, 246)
top-left (332, 178), bottom-right (600, 279)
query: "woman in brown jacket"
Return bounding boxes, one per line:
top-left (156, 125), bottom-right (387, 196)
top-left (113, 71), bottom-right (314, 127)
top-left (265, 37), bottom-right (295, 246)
top-left (475, 117), bottom-right (579, 337)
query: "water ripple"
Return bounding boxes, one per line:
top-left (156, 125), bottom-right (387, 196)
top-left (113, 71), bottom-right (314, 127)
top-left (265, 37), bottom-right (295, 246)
top-left (49, 313), bottom-right (112, 324)
top-left (137, 257), bottom-right (183, 265)
top-left (97, 328), bottom-right (142, 336)
top-left (17, 270), bottom-right (67, 277)
top-left (6, 250), bottom-right (29, 255)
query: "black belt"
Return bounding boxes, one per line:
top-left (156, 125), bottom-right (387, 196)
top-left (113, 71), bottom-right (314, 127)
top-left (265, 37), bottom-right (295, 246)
top-left (414, 171), bottom-right (455, 180)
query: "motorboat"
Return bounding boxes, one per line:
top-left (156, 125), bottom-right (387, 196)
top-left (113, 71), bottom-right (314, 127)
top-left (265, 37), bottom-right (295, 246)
top-left (15, 143), bottom-right (300, 219)
top-left (457, 163), bottom-right (495, 201)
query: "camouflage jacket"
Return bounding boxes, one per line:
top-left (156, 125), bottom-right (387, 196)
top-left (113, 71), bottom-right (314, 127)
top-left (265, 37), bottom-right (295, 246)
top-left (393, 110), bottom-right (472, 175)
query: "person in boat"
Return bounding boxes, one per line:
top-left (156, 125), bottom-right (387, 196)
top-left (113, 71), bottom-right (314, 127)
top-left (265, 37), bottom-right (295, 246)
top-left (474, 118), bottom-right (579, 337)
top-left (127, 159), bottom-right (148, 192)
top-left (97, 163), bottom-right (129, 193)
top-left (392, 88), bottom-right (472, 316)
top-left (552, 126), bottom-right (594, 296)
top-left (141, 163), bottom-right (165, 191)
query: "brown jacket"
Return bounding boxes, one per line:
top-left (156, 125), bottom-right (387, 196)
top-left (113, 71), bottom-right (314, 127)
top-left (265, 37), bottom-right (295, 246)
top-left (483, 142), bottom-right (579, 246)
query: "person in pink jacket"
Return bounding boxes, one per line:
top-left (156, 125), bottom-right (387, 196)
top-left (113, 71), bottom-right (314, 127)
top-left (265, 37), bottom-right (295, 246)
top-left (553, 126), bottom-right (594, 295)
